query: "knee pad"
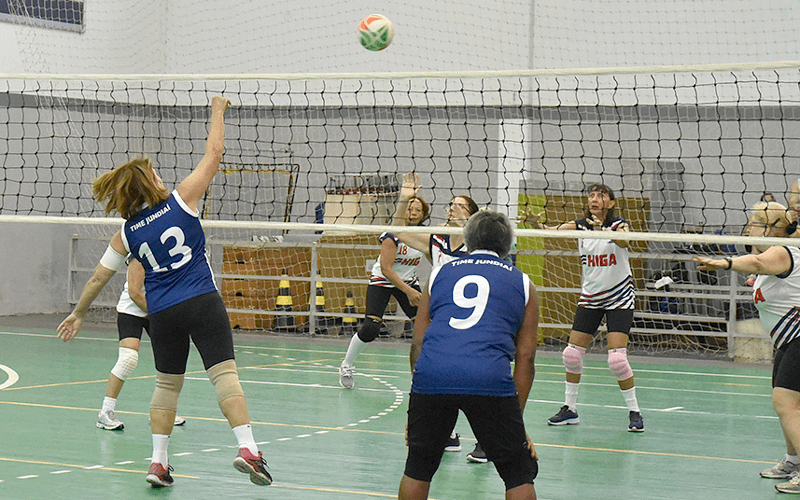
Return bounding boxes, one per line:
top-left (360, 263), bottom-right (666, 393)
top-left (608, 348), bottom-right (634, 381)
top-left (357, 317), bottom-right (383, 343)
top-left (207, 359), bottom-right (245, 404)
top-left (110, 347), bottom-right (139, 381)
top-left (151, 371), bottom-right (184, 412)
top-left (562, 344), bottom-right (586, 375)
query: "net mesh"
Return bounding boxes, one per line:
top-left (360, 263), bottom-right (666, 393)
top-left (1, 66), bottom-right (796, 357)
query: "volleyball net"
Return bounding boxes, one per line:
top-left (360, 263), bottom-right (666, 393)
top-left (1, 63), bottom-right (798, 357)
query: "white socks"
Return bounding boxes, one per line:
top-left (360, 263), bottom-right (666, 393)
top-left (786, 454), bottom-right (800, 465)
top-left (564, 382), bottom-right (579, 411)
top-left (151, 434), bottom-right (170, 466)
top-left (101, 396), bottom-right (116, 413)
top-left (233, 423), bottom-right (258, 455)
top-left (342, 335), bottom-right (367, 368)
top-left (621, 387), bottom-right (640, 412)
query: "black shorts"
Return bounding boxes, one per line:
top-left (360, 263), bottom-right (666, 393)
top-left (572, 306), bottom-right (634, 336)
top-left (404, 392), bottom-right (538, 490)
top-left (148, 292), bottom-right (235, 374)
top-left (773, 338), bottom-right (800, 392)
top-left (364, 284), bottom-right (420, 320)
top-left (117, 313), bottom-right (149, 341)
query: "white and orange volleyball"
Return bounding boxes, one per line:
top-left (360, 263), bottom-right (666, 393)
top-left (358, 14), bottom-right (394, 51)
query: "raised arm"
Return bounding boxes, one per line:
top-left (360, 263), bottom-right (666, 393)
top-left (393, 172), bottom-right (432, 258)
top-left (176, 96), bottom-right (230, 211)
top-left (57, 231), bottom-right (127, 341)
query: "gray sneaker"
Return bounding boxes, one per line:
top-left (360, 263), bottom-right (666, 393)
top-left (776, 473), bottom-right (800, 493)
top-left (96, 410), bottom-right (124, 430)
top-left (762, 458), bottom-right (800, 479)
top-left (339, 365), bottom-right (355, 389)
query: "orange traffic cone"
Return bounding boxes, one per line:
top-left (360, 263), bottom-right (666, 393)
top-left (272, 269), bottom-right (295, 332)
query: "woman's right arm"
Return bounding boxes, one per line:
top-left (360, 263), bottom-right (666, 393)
top-left (519, 208), bottom-right (576, 231)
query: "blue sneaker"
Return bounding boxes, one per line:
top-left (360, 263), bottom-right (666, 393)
top-left (628, 411), bottom-right (644, 432)
top-left (548, 405), bottom-right (580, 425)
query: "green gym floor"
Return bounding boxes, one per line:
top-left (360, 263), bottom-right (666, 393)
top-left (0, 315), bottom-right (786, 499)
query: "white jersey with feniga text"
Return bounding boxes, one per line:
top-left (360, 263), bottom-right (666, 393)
top-left (576, 217), bottom-right (635, 310)
top-left (429, 234), bottom-right (469, 268)
top-left (369, 232), bottom-right (424, 287)
top-left (753, 246), bottom-right (800, 348)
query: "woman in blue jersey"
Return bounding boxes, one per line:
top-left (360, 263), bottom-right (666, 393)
top-left (522, 183), bottom-right (644, 432)
top-left (399, 210), bottom-right (539, 500)
top-left (392, 172), bottom-right (483, 458)
top-left (56, 96), bottom-right (271, 489)
top-left (58, 258), bottom-right (186, 431)
top-left (695, 201), bottom-right (800, 495)
top-left (338, 194), bottom-right (430, 389)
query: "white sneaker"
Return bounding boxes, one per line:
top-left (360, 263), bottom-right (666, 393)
top-left (339, 365), bottom-right (354, 389)
top-left (148, 416), bottom-right (188, 426)
top-left (776, 473), bottom-right (800, 493)
top-left (762, 457), bottom-right (800, 479)
top-left (97, 410), bottom-right (124, 430)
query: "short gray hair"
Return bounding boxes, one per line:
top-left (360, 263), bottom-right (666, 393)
top-left (463, 210), bottom-right (513, 258)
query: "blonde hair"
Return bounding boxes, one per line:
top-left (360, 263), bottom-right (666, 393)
top-left (750, 201), bottom-right (793, 236)
top-left (92, 157), bottom-right (169, 220)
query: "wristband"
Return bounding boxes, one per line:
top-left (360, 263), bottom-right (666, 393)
top-left (724, 257), bottom-right (733, 270)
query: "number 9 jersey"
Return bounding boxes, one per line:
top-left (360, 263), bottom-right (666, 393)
top-left (411, 250), bottom-right (532, 397)
top-left (121, 190), bottom-right (217, 315)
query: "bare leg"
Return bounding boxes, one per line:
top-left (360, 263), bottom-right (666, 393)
top-left (398, 475), bottom-right (430, 500)
top-left (506, 483), bottom-right (537, 500)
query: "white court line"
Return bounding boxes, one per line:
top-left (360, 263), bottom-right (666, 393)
top-left (0, 364), bottom-right (20, 389)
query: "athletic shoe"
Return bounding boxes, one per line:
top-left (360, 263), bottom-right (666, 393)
top-left (145, 462), bottom-right (174, 488)
top-left (233, 448), bottom-right (273, 486)
top-left (762, 458), bottom-right (800, 479)
top-left (776, 473), bottom-right (800, 494)
top-left (444, 433), bottom-right (461, 452)
top-left (466, 443), bottom-right (489, 463)
top-left (628, 411), bottom-right (645, 432)
top-left (96, 410), bottom-right (124, 430)
top-left (148, 416), bottom-right (188, 426)
top-left (339, 365), bottom-right (355, 389)
top-left (547, 405), bottom-right (580, 426)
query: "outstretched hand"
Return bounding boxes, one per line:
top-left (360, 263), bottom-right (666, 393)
top-left (518, 207), bottom-right (544, 228)
top-left (56, 313), bottom-right (82, 342)
top-left (211, 95), bottom-right (231, 112)
top-left (400, 172), bottom-right (421, 200)
top-left (693, 256), bottom-right (724, 271)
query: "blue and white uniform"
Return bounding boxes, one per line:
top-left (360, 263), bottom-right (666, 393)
top-left (369, 232), bottom-right (424, 288)
top-left (576, 217), bottom-right (634, 310)
top-left (753, 246), bottom-right (800, 349)
top-left (429, 234), bottom-right (469, 268)
top-left (412, 250), bottom-right (532, 396)
top-left (120, 190), bottom-right (217, 315)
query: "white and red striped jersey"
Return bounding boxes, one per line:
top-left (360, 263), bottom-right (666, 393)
top-left (753, 246), bottom-right (800, 348)
top-left (576, 217), bottom-right (635, 310)
top-left (369, 232), bottom-right (424, 287)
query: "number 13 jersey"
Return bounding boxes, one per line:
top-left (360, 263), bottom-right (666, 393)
top-left (121, 190), bottom-right (217, 315)
top-left (412, 250), bottom-right (532, 397)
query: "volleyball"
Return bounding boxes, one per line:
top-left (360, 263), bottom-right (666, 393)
top-left (358, 14), bottom-right (394, 51)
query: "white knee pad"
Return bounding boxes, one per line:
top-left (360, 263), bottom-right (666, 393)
top-left (608, 348), bottom-right (634, 381)
top-left (110, 347), bottom-right (139, 381)
top-left (562, 344), bottom-right (586, 375)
